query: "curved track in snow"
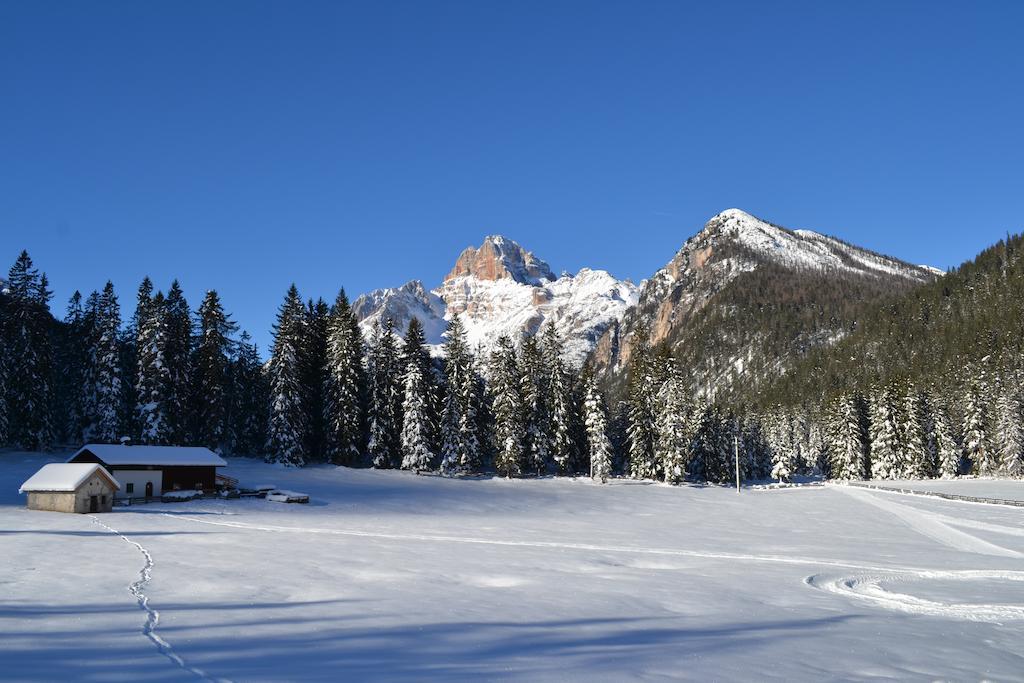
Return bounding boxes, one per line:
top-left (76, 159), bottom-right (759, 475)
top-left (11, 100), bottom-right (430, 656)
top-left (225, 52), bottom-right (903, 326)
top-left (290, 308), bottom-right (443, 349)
top-left (89, 516), bottom-right (230, 683)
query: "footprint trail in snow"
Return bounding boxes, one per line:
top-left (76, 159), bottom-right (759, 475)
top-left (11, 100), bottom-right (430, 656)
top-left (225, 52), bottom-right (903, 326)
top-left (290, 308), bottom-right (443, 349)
top-left (89, 515), bottom-right (231, 683)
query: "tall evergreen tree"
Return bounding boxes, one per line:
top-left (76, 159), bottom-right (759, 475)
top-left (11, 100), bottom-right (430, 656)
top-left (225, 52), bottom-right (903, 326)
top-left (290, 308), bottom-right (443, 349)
top-left (869, 383), bottom-right (902, 479)
top-left (324, 289), bottom-right (366, 465)
top-left (541, 325), bottom-right (575, 474)
top-left (439, 315), bottom-right (481, 474)
top-left (399, 318), bottom-right (436, 472)
top-left (163, 280), bottom-right (192, 443)
top-left (992, 369), bottom-right (1024, 477)
top-left (826, 393), bottom-right (868, 480)
top-left (962, 364), bottom-right (995, 475)
top-left (135, 286), bottom-right (171, 444)
top-left (267, 285), bottom-right (308, 466)
top-left (226, 331), bottom-right (268, 456)
top-left (518, 335), bottom-right (550, 475)
top-left (57, 291), bottom-right (89, 443)
top-left (583, 373), bottom-right (613, 483)
top-left (301, 298), bottom-right (330, 462)
top-left (654, 364), bottom-right (689, 484)
top-left (489, 336), bottom-right (524, 478)
top-left (4, 251), bottom-right (55, 449)
top-left (367, 317), bottom-right (402, 469)
top-left (192, 290), bottom-right (238, 451)
top-left (626, 334), bottom-right (658, 480)
top-left (86, 282), bottom-right (123, 443)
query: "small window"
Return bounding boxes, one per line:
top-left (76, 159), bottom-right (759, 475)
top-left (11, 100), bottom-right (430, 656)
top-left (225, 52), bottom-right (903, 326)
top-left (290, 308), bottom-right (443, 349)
top-left (126, 483), bottom-right (134, 494)
top-left (101, 495), bottom-right (107, 506)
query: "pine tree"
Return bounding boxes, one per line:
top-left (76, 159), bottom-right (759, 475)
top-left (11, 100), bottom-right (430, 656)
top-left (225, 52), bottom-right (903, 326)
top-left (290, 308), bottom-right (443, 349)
top-left (57, 291), bottom-right (89, 443)
top-left (518, 335), bottom-right (550, 475)
top-left (583, 373), bottom-right (613, 483)
top-left (541, 324), bottom-right (575, 474)
top-left (399, 318), bottom-right (436, 472)
top-left (931, 392), bottom-right (961, 477)
top-left (367, 317), bottom-right (402, 469)
top-left (302, 298), bottom-right (330, 462)
top-left (191, 290), bottom-right (237, 451)
top-left (962, 364), bottom-right (994, 475)
top-left (267, 285), bottom-right (308, 466)
top-left (654, 365), bottom-right (689, 484)
top-left (992, 370), bottom-right (1024, 477)
top-left (135, 285), bottom-right (171, 444)
top-left (163, 281), bottom-right (192, 443)
top-left (225, 331), bottom-right (268, 456)
top-left (324, 289), bottom-right (367, 466)
top-left (488, 336), bottom-right (524, 478)
top-left (826, 393), bottom-right (868, 480)
top-left (4, 251), bottom-right (55, 449)
top-left (87, 282), bottom-right (123, 443)
top-left (766, 407), bottom-right (796, 482)
top-left (869, 383), bottom-right (902, 479)
top-left (626, 334), bottom-right (657, 480)
top-left (439, 315), bottom-right (481, 475)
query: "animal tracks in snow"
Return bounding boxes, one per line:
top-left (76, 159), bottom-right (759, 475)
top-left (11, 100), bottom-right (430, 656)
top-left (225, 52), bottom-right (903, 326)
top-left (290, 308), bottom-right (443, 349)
top-left (89, 516), bottom-right (230, 683)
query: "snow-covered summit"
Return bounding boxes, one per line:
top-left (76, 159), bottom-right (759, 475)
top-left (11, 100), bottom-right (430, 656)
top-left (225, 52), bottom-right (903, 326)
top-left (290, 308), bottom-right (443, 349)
top-left (354, 238), bottom-right (637, 367)
top-left (445, 235), bottom-right (555, 286)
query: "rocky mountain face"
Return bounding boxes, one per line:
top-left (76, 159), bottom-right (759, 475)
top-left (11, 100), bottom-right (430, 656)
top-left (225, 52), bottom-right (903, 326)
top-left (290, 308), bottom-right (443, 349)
top-left (591, 209), bottom-right (938, 397)
top-left (353, 236), bottom-right (638, 367)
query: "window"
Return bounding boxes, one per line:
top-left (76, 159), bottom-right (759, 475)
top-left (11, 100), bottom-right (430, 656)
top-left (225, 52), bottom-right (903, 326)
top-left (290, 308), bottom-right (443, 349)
top-left (126, 483), bottom-right (134, 494)
top-left (101, 495), bottom-right (107, 506)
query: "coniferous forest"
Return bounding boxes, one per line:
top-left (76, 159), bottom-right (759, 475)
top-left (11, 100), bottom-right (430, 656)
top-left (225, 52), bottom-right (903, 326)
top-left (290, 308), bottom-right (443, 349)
top-left (2, 233), bottom-right (1024, 483)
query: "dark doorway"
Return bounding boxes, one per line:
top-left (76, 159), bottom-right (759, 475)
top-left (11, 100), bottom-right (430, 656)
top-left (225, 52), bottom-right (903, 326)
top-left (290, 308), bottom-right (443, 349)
top-left (89, 495), bottom-right (98, 513)
top-left (145, 482), bottom-right (153, 498)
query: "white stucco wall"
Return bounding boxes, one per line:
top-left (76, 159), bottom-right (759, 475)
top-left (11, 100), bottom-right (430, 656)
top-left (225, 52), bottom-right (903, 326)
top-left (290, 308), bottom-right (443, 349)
top-left (113, 469), bottom-right (163, 499)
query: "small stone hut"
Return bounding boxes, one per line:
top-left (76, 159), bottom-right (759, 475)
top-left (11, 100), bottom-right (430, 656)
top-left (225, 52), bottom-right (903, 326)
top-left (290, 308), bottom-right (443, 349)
top-left (19, 463), bottom-right (120, 513)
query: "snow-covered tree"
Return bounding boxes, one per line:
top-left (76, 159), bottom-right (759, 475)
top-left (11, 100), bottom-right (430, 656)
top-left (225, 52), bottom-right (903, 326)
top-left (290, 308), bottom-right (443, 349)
top-left (488, 336), bottom-right (524, 478)
top-left (901, 381), bottom-right (931, 479)
top-left (367, 317), bottom-right (402, 469)
top-left (826, 393), bottom-right (868, 480)
top-left (192, 290), bottom-right (237, 451)
top-left (267, 285), bottom-right (308, 466)
top-left (654, 364), bottom-right (689, 484)
top-left (135, 283), bottom-right (171, 444)
top-left (992, 371), bottom-right (1024, 477)
top-left (518, 335), bottom-right (549, 475)
top-left (626, 334), bottom-right (658, 480)
top-left (541, 324), bottom-right (574, 474)
top-left (226, 331), bottom-right (268, 456)
top-left (399, 318), bottom-right (435, 472)
top-left (962, 364), bottom-right (995, 475)
top-left (765, 407), bottom-right (796, 482)
top-left (324, 289), bottom-right (366, 466)
top-left (583, 373), bottom-right (612, 483)
top-left (86, 282), bottom-right (124, 443)
top-left (869, 383), bottom-right (902, 479)
top-left (302, 298), bottom-right (330, 462)
top-left (439, 315), bottom-right (481, 475)
top-left (931, 392), bottom-right (961, 478)
top-left (4, 251), bottom-right (55, 450)
top-left (163, 280), bottom-right (192, 443)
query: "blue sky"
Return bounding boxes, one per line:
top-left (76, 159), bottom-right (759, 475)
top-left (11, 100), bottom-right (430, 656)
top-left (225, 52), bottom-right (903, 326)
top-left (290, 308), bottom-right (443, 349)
top-left (2, 1), bottom-right (1022, 353)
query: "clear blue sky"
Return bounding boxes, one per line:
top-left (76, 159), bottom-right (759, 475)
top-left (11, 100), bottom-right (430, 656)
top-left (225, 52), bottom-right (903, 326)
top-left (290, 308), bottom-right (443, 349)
top-left (2, 1), bottom-right (1022, 353)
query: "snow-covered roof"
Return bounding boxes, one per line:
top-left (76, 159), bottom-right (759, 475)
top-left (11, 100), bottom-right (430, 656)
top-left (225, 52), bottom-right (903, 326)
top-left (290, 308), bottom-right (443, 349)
top-left (68, 444), bottom-right (227, 467)
top-left (19, 463), bottom-right (120, 493)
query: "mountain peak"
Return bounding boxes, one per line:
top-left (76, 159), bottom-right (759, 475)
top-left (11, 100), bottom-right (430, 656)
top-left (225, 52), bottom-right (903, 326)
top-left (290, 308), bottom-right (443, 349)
top-left (444, 235), bottom-right (555, 285)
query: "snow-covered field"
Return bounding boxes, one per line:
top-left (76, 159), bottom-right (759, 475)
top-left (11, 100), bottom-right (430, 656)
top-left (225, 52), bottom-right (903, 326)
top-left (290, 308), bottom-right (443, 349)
top-left (2, 452), bottom-right (1024, 681)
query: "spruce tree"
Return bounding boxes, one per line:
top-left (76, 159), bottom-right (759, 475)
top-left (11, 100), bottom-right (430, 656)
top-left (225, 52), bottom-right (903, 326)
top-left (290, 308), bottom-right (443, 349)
top-left (583, 373), bottom-right (613, 483)
top-left (324, 289), bottom-right (367, 465)
top-left (163, 280), bottom-right (192, 443)
top-left (439, 315), bottom-right (481, 475)
top-left (654, 365), bottom-right (689, 484)
top-left (399, 318), bottom-right (436, 472)
top-left (962, 365), bottom-right (994, 475)
top-left (302, 298), bottom-right (330, 462)
top-left (932, 392), bottom-right (961, 477)
top-left (518, 335), bottom-right (550, 475)
top-left (192, 290), bottom-right (237, 451)
top-left (869, 383), bottom-right (901, 479)
top-left (226, 331), bottom-right (269, 456)
top-left (992, 372), bottom-right (1024, 477)
top-left (135, 286), bottom-right (171, 444)
top-left (826, 393), bottom-right (868, 480)
top-left (57, 291), bottom-right (89, 443)
top-left (626, 334), bottom-right (657, 480)
top-left (267, 285), bottom-right (308, 466)
top-left (541, 324), bottom-right (574, 474)
top-left (367, 317), bottom-right (402, 468)
top-left (4, 251), bottom-right (55, 450)
top-left (87, 282), bottom-right (123, 443)
top-left (489, 336), bottom-right (524, 478)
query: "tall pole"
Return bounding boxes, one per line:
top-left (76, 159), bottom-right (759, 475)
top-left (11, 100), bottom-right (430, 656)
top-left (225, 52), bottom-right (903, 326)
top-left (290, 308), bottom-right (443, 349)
top-left (734, 434), bottom-right (741, 493)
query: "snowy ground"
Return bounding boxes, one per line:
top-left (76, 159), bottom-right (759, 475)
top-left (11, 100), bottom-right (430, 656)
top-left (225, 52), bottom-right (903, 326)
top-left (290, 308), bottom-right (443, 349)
top-left (858, 477), bottom-right (1024, 503)
top-left (2, 452), bottom-right (1024, 681)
